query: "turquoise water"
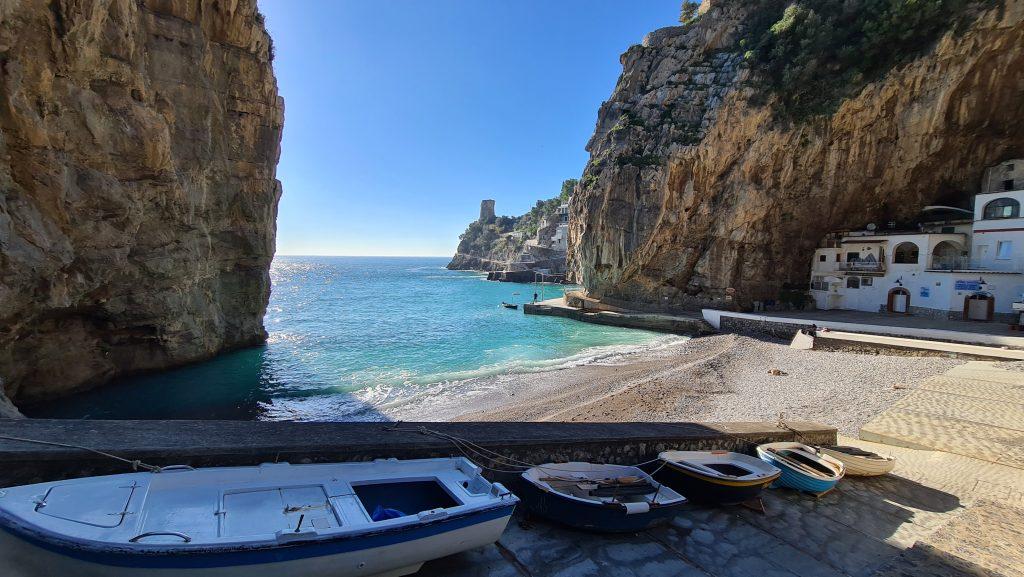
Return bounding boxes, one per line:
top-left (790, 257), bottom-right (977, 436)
top-left (28, 257), bottom-right (677, 421)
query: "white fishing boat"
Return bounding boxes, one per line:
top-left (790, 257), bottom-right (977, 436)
top-left (817, 445), bottom-right (896, 476)
top-left (0, 457), bottom-right (518, 577)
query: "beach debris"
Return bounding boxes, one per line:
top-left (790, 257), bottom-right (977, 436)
top-left (767, 368), bottom-right (788, 376)
top-left (892, 383), bottom-right (909, 390)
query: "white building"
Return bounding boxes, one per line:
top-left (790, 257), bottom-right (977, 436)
top-left (550, 203), bottom-right (570, 252)
top-left (809, 160), bottom-right (1024, 323)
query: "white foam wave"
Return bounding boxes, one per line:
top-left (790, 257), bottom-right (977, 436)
top-left (353, 334), bottom-right (690, 418)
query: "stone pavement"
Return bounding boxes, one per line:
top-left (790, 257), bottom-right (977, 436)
top-left (861, 361), bottom-right (1024, 470)
top-left (415, 360), bottom-right (1024, 577)
top-left (419, 434), bottom-right (1024, 577)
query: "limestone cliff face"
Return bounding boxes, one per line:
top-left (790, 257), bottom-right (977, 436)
top-left (0, 0), bottom-right (283, 406)
top-left (570, 0), bottom-right (1024, 309)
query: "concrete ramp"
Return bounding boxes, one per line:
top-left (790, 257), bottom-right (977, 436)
top-left (816, 330), bottom-right (1024, 360)
top-left (861, 361), bottom-right (1024, 470)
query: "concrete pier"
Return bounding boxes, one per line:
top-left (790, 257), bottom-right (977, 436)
top-left (0, 419), bottom-right (833, 486)
top-left (524, 298), bottom-right (713, 336)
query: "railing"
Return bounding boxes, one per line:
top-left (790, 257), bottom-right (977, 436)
top-left (837, 261), bottom-right (885, 272)
top-left (928, 256), bottom-right (1024, 272)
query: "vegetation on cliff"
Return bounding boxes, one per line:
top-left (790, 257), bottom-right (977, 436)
top-left (742, 0), bottom-right (995, 119)
top-left (449, 179), bottom-right (576, 269)
top-left (570, 0), bottom-right (1024, 309)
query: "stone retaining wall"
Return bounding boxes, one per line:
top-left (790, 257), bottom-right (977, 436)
top-left (719, 316), bottom-right (815, 339)
top-left (0, 420), bottom-right (834, 487)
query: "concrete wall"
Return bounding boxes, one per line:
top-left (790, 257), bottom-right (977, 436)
top-left (0, 420), bottom-right (834, 487)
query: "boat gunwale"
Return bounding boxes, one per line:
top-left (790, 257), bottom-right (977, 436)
top-left (0, 499), bottom-right (517, 567)
top-left (756, 443), bottom-right (845, 481)
top-left (521, 463), bottom-right (686, 510)
top-left (659, 459), bottom-right (781, 487)
top-left (819, 446), bottom-right (895, 462)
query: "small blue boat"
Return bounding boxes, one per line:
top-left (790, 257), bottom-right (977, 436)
top-left (520, 462), bottom-right (687, 533)
top-left (756, 442), bottom-right (845, 495)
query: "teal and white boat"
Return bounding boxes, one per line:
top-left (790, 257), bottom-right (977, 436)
top-left (756, 442), bottom-right (844, 495)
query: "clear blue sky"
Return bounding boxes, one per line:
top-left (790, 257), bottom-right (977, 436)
top-left (260, 0), bottom-right (681, 256)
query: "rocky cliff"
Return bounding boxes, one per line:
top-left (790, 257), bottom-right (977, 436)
top-left (0, 0), bottom-right (283, 410)
top-left (570, 0), bottom-right (1024, 309)
top-left (448, 180), bottom-right (575, 272)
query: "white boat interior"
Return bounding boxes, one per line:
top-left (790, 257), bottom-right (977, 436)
top-left (818, 446), bottom-right (896, 476)
top-left (759, 442), bottom-right (845, 480)
top-left (523, 462), bottom-right (684, 513)
top-left (659, 450), bottom-right (780, 480)
top-left (0, 457), bottom-right (513, 550)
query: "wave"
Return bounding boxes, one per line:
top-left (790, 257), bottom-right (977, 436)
top-left (351, 334), bottom-right (690, 418)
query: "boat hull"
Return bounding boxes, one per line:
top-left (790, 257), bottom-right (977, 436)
top-left (818, 447), bottom-right (895, 477)
top-left (647, 461), bottom-right (777, 505)
top-left (0, 505), bottom-right (515, 577)
top-left (516, 479), bottom-right (681, 533)
top-left (756, 448), bottom-right (841, 495)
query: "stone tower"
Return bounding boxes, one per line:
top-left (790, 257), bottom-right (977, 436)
top-left (479, 199), bottom-right (496, 223)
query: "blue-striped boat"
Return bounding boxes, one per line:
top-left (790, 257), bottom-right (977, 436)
top-left (756, 442), bottom-right (845, 495)
top-left (0, 458), bottom-right (517, 577)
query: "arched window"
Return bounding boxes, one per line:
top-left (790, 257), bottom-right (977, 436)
top-left (930, 240), bottom-right (964, 270)
top-left (983, 198), bottom-right (1020, 220)
top-left (893, 242), bottom-right (920, 264)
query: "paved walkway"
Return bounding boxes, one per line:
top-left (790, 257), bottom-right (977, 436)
top-left (861, 361), bottom-right (1024, 470)
top-left (762, 310), bottom-right (1021, 337)
top-left (815, 330), bottom-right (1024, 360)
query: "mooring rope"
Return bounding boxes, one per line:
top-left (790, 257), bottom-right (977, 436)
top-left (383, 424), bottom-right (663, 473)
top-left (386, 416), bottom-right (827, 476)
top-left (0, 434), bottom-right (164, 473)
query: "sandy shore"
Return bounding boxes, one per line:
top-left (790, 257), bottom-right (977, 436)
top-left (418, 333), bottom-right (966, 435)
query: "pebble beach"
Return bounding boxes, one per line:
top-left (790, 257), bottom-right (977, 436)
top-left (414, 333), bottom-right (968, 435)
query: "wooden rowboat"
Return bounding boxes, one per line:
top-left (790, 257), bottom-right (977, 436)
top-left (648, 450), bottom-right (781, 505)
top-left (817, 446), bottom-right (896, 476)
top-left (0, 458), bottom-right (517, 577)
top-left (520, 462), bottom-right (686, 533)
top-left (756, 442), bottom-right (845, 496)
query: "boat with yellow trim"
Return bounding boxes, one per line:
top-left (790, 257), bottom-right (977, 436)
top-left (647, 451), bottom-right (781, 505)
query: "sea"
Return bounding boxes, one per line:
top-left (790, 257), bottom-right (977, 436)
top-left (27, 256), bottom-right (684, 421)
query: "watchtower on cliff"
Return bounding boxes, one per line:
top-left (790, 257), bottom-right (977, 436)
top-left (479, 199), bottom-right (496, 223)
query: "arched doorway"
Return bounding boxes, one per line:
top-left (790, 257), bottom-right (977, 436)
top-left (930, 240), bottom-right (963, 270)
top-left (964, 292), bottom-right (994, 321)
top-left (887, 287), bottom-right (910, 314)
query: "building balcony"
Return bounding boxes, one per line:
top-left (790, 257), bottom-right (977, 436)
top-left (927, 256), bottom-right (1024, 273)
top-left (837, 261), bottom-right (886, 273)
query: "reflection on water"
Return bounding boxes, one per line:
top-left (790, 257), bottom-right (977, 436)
top-left (28, 256), bottom-right (679, 421)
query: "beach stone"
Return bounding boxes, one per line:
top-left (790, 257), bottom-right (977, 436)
top-left (0, 0), bottom-right (283, 405)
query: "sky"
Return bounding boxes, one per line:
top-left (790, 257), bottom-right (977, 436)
top-left (260, 0), bottom-right (681, 256)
